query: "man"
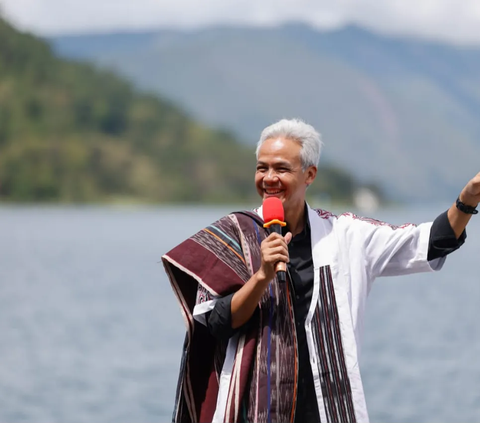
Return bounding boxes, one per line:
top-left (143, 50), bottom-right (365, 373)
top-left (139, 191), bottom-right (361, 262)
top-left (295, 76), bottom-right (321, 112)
top-left (162, 118), bottom-right (479, 423)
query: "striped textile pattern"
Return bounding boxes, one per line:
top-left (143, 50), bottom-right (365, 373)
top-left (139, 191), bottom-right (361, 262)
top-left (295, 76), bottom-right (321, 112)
top-left (191, 220), bottom-right (251, 284)
top-left (245, 259), bottom-right (298, 422)
top-left (311, 266), bottom-right (356, 423)
top-left (164, 211), bottom-right (301, 423)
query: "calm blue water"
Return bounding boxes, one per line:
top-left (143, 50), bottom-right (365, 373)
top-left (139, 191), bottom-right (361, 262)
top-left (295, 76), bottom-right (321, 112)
top-left (0, 204), bottom-right (479, 422)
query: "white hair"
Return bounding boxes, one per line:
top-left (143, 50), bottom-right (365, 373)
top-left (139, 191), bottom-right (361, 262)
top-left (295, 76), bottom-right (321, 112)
top-left (255, 118), bottom-right (323, 170)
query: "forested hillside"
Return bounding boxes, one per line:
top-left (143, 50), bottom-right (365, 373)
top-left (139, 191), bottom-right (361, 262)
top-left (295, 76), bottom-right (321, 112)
top-left (0, 18), bottom-right (368, 204)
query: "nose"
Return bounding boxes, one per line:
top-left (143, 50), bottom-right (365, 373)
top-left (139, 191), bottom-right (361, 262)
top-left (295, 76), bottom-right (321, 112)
top-left (264, 168), bottom-right (279, 183)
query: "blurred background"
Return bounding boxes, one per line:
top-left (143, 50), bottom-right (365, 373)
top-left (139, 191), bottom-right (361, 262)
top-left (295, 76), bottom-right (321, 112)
top-left (0, 1), bottom-right (479, 422)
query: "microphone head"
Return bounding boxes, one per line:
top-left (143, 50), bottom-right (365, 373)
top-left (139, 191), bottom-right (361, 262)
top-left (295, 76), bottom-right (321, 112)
top-left (263, 197), bottom-right (284, 223)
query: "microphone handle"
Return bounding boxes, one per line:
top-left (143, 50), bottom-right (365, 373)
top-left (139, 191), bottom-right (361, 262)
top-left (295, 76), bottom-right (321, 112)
top-left (270, 223), bottom-right (287, 283)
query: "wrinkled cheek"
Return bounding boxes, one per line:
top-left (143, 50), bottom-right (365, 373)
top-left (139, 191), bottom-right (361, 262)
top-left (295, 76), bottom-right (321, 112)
top-left (254, 177), bottom-right (263, 192)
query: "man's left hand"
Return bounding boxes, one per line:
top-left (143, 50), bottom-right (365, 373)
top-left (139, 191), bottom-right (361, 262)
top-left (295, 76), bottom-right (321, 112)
top-left (459, 171), bottom-right (480, 206)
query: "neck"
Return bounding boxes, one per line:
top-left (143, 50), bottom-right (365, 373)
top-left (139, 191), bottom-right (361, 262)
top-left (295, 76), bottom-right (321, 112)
top-left (285, 202), bottom-right (306, 237)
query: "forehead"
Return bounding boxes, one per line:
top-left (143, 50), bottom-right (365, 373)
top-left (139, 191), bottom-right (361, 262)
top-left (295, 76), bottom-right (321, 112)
top-left (257, 137), bottom-right (302, 163)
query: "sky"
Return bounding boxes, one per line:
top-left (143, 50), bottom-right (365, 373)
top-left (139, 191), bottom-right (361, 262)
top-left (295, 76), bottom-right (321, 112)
top-left (2, 0), bottom-right (480, 46)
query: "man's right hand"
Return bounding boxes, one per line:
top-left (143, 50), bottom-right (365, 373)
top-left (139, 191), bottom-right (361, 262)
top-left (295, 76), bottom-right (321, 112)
top-left (257, 232), bottom-right (292, 282)
top-left (231, 230), bottom-right (293, 329)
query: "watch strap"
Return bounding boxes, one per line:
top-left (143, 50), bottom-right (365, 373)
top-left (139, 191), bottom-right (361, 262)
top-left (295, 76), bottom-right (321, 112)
top-left (456, 197), bottom-right (478, 215)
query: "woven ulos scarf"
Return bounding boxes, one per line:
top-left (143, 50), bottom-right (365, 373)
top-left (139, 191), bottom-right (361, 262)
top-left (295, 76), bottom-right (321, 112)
top-left (162, 211), bottom-right (298, 423)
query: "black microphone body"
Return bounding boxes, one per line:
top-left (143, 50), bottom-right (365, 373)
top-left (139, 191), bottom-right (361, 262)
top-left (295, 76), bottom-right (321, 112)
top-left (269, 223), bottom-right (287, 283)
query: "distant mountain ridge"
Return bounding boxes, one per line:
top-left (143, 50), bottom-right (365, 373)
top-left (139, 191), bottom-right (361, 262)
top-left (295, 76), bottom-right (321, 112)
top-left (48, 23), bottom-right (480, 202)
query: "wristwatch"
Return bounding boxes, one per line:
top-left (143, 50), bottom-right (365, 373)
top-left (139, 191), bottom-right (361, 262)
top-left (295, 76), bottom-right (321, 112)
top-left (456, 197), bottom-right (478, 215)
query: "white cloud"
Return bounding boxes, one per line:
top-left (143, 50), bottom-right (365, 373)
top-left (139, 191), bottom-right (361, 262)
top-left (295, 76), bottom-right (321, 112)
top-left (344, 0), bottom-right (480, 44)
top-left (2, 0), bottom-right (480, 45)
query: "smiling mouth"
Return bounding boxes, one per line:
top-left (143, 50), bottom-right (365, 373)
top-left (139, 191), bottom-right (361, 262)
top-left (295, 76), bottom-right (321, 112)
top-left (264, 189), bottom-right (283, 195)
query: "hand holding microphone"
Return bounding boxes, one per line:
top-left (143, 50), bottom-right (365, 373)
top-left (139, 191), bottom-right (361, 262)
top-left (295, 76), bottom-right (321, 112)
top-left (262, 197), bottom-right (291, 283)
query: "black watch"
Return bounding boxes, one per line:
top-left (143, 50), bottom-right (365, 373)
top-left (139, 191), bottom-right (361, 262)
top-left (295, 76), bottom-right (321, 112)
top-left (456, 197), bottom-right (478, 215)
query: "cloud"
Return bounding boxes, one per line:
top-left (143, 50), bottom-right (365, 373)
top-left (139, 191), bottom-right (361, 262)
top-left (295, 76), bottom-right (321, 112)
top-left (2, 0), bottom-right (480, 45)
top-left (344, 0), bottom-right (480, 44)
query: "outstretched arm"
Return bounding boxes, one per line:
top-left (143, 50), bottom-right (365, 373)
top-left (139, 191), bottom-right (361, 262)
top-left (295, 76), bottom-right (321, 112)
top-left (448, 172), bottom-right (480, 238)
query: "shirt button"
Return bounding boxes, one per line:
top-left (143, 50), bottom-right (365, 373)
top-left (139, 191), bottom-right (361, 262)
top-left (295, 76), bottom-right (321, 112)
top-left (296, 295), bottom-right (300, 300)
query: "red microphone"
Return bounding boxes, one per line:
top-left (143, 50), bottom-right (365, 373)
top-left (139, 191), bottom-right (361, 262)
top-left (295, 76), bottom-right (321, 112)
top-left (262, 197), bottom-right (287, 283)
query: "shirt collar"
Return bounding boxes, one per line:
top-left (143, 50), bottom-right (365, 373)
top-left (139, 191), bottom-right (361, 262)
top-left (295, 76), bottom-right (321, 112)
top-left (282, 203), bottom-right (311, 239)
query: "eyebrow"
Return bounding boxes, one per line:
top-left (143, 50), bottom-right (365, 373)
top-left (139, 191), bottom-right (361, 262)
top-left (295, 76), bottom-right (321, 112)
top-left (256, 161), bottom-right (292, 167)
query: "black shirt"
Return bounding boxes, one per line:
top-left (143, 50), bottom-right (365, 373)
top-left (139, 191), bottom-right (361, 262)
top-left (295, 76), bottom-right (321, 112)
top-left (283, 210), bottom-right (319, 422)
top-left (205, 209), bottom-right (466, 422)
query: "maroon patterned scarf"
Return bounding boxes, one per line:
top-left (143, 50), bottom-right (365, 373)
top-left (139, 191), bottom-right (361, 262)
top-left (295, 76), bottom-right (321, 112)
top-left (162, 211), bottom-right (298, 423)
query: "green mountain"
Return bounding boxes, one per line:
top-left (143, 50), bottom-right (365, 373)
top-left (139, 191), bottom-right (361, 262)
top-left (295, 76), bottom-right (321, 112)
top-left (49, 24), bottom-right (480, 202)
top-left (0, 18), bottom-right (364, 205)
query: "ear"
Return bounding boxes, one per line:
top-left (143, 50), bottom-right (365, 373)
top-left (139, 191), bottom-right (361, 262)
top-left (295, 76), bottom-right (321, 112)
top-left (305, 166), bottom-right (317, 185)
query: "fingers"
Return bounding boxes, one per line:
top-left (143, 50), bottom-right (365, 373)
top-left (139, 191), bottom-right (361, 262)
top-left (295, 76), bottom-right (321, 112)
top-left (261, 233), bottom-right (290, 264)
top-left (265, 232), bottom-right (290, 245)
top-left (265, 250), bottom-right (290, 265)
top-left (258, 233), bottom-right (291, 281)
top-left (284, 232), bottom-right (293, 245)
top-left (263, 233), bottom-right (289, 252)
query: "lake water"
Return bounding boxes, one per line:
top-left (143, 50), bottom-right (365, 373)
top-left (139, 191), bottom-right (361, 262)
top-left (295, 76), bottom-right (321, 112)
top-left (0, 204), bottom-right (479, 423)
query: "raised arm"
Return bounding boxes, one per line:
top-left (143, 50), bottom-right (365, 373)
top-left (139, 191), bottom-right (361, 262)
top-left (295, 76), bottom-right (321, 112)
top-left (448, 172), bottom-right (480, 238)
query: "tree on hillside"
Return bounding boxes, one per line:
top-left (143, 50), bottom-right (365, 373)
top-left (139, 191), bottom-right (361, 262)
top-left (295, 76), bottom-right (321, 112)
top-left (0, 17), bottom-right (371, 205)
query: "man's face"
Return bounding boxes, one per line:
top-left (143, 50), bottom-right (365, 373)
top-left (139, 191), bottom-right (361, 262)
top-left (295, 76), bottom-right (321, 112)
top-left (255, 137), bottom-right (317, 215)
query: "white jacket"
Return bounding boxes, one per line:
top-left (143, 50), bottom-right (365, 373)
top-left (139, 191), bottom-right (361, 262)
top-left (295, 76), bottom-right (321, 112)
top-left (194, 204), bottom-right (445, 422)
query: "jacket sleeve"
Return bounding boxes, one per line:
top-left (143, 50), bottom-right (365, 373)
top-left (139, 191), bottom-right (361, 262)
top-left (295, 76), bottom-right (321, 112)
top-left (192, 285), bottom-right (238, 341)
top-left (339, 211), bottom-right (461, 279)
top-left (205, 293), bottom-right (238, 341)
top-left (428, 210), bottom-right (466, 260)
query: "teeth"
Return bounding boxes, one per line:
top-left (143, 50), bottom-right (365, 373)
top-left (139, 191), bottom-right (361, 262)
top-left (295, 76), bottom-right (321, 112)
top-left (265, 190), bottom-right (281, 194)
